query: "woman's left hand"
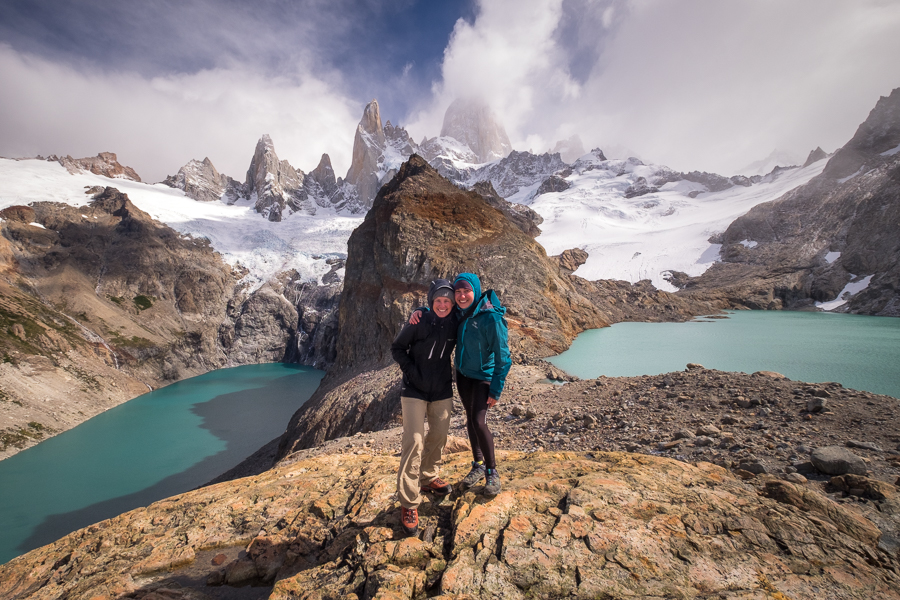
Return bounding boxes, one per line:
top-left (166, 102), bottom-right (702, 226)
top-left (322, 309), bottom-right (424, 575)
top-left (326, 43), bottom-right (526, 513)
top-left (487, 396), bottom-right (497, 408)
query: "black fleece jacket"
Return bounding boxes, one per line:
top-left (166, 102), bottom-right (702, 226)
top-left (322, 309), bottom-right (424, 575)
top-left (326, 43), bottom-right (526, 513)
top-left (391, 310), bottom-right (459, 401)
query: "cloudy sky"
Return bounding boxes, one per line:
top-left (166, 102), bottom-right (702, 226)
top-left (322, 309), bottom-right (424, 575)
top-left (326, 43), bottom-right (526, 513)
top-left (1, 0), bottom-right (899, 183)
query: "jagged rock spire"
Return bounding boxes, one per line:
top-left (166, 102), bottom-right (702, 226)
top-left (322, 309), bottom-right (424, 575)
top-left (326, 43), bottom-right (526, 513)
top-left (345, 99), bottom-right (387, 206)
top-left (245, 134), bottom-right (311, 221)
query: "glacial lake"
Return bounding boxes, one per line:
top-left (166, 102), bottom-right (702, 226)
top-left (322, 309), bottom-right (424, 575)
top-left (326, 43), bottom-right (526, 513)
top-left (0, 363), bottom-right (323, 565)
top-left (549, 310), bottom-right (900, 399)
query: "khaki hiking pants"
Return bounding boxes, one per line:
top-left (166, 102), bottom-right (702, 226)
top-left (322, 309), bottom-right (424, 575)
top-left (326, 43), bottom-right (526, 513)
top-left (397, 396), bottom-right (453, 509)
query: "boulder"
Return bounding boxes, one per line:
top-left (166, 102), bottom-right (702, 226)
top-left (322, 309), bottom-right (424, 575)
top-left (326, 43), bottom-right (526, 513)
top-left (811, 446), bottom-right (868, 476)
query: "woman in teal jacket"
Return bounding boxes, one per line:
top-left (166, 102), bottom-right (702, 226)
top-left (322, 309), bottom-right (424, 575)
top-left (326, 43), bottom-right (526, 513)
top-left (451, 273), bottom-right (511, 496)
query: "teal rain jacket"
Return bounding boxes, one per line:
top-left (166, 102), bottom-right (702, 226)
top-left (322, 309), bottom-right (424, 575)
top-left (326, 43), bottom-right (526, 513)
top-left (455, 288), bottom-right (512, 400)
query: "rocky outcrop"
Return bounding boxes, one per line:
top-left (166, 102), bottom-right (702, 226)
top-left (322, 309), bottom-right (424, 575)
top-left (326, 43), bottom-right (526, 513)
top-left (1, 450), bottom-right (897, 599)
top-left (534, 174), bottom-right (570, 197)
top-left (440, 97), bottom-right (512, 164)
top-left (823, 87), bottom-right (900, 180)
top-left (467, 150), bottom-right (568, 199)
top-left (681, 170), bottom-right (747, 193)
top-left (803, 146), bottom-right (828, 167)
top-left (623, 176), bottom-right (658, 198)
top-left (275, 155), bottom-right (608, 458)
top-left (161, 157), bottom-right (241, 203)
top-left (54, 152), bottom-right (141, 181)
top-left (572, 277), bottom-right (721, 323)
top-left (470, 181), bottom-right (542, 238)
top-left (555, 248), bottom-right (588, 273)
top-left (337, 154), bottom-right (606, 371)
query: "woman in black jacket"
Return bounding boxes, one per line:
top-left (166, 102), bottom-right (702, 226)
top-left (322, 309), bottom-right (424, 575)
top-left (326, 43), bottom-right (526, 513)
top-left (390, 279), bottom-right (458, 536)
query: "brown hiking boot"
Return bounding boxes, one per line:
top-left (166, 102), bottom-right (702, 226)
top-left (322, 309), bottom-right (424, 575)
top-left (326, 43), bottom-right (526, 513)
top-left (400, 506), bottom-right (418, 536)
top-left (420, 477), bottom-right (452, 496)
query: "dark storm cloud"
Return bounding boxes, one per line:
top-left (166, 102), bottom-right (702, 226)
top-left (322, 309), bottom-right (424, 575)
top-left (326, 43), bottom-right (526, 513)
top-left (0, 0), bottom-right (473, 121)
top-left (0, 0), bottom-right (473, 181)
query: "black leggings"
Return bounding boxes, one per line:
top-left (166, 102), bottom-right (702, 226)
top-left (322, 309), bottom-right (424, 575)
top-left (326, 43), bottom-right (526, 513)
top-left (456, 371), bottom-right (495, 469)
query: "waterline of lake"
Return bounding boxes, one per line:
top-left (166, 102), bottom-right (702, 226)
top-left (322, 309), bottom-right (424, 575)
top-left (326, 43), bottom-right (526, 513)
top-left (548, 311), bottom-right (900, 399)
top-left (0, 363), bottom-right (323, 565)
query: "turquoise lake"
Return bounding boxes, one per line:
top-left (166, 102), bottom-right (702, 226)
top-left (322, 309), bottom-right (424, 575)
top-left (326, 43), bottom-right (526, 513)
top-left (548, 311), bottom-right (900, 399)
top-left (0, 363), bottom-right (323, 565)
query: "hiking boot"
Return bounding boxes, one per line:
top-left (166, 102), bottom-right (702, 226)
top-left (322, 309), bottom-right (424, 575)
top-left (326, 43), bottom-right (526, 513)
top-left (400, 506), bottom-right (418, 536)
top-left (421, 477), bottom-right (452, 496)
top-left (484, 468), bottom-right (501, 496)
top-left (459, 462), bottom-right (486, 490)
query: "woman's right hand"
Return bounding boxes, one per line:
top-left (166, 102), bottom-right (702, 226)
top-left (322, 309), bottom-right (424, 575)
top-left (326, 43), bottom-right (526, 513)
top-left (409, 310), bottom-right (423, 325)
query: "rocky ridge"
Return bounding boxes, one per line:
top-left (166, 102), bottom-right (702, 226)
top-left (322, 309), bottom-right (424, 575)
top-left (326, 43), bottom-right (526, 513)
top-left (164, 137), bottom-right (346, 218)
top-left (679, 88), bottom-right (900, 316)
top-left (53, 152), bottom-right (142, 182)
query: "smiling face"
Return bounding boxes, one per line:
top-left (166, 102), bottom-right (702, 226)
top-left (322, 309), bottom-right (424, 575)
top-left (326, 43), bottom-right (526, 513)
top-left (454, 286), bottom-right (474, 310)
top-left (433, 296), bottom-right (454, 318)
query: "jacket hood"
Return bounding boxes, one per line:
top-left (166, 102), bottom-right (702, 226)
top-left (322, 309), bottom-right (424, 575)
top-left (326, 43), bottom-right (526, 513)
top-left (472, 289), bottom-right (506, 317)
top-left (454, 273), bottom-right (482, 316)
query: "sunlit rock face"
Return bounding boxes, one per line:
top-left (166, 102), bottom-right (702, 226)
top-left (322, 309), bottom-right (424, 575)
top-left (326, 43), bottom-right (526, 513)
top-left (341, 99), bottom-right (421, 213)
top-left (56, 152), bottom-right (141, 181)
top-left (344, 99), bottom-right (387, 210)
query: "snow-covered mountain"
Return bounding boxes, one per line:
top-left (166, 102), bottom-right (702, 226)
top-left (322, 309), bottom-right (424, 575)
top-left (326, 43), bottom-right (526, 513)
top-left (0, 148), bottom-right (828, 297)
top-left (0, 92), bottom-right (851, 300)
top-left (0, 158), bottom-right (358, 292)
top-left (523, 151), bottom-right (827, 291)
